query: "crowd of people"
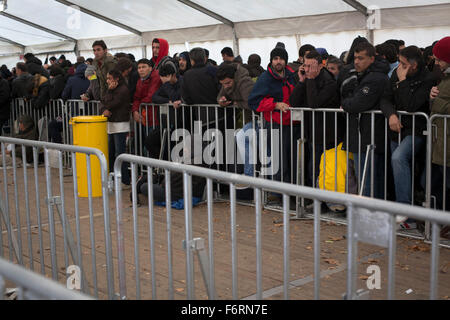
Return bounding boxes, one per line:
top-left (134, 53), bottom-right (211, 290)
top-left (0, 35), bottom-right (449, 237)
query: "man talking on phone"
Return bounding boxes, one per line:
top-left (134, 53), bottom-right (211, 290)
top-left (289, 50), bottom-right (344, 187)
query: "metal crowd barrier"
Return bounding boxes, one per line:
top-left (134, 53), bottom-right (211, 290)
top-left (0, 137), bottom-right (115, 299)
top-left (0, 257), bottom-right (93, 300)
top-left (9, 98), bottom-right (101, 169)
top-left (130, 104), bottom-right (435, 219)
top-left (113, 154), bottom-right (450, 300)
top-left (132, 103), bottom-right (260, 180)
top-left (10, 98), bottom-right (65, 142)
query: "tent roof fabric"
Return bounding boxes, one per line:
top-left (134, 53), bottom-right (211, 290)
top-left (0, 0), bottom-right (449, 52)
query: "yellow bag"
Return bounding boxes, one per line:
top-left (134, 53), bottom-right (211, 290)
top-left (318, 143), bottom-right (354, 193)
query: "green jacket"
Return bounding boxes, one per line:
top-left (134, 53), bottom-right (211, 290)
top-left (217, 64), bottom-right (255, 128)
top-left (93, 54), bottom-right (117, 100)
top-left (431, 72), bottom-right (450, 167)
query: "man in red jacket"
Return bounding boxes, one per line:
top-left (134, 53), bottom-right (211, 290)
top-left (132, 38), bottom-right (169, 127)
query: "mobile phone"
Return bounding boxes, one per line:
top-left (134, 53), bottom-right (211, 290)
top-left (300, 70), bottom-right (306, 75)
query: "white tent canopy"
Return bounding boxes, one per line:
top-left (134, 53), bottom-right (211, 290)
top-left (1, 0), bottom-right (449, 68)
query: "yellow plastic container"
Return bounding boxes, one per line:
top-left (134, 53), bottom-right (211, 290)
top-left (70, 116), bottom-right (108, 198)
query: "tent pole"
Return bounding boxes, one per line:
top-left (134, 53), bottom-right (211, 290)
top-left (232, 27), bottom-right (239, 57)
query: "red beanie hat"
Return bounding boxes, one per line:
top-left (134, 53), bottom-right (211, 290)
top-left (433, 36), bottom-right (450, 64)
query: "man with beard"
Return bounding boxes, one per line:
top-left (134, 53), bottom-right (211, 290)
top-left (248, 45), bottom-right (300, 192)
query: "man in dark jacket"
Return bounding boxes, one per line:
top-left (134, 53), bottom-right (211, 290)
top-left (181, 47), bottom-right (221, 127)
top-left (248, 46), bottom-right (299, 185)
top-left (380, 46), bottom-right (435, 208)
top-left (340, 42), bottom-right (390, 199)
top-left (11, 63), bottom-right (32, 99)
top-left (48, 65), bottom-right (66, 99)
top-left (0, 76), bottom-right (10, 135)
top-left (182, 47), bottom-right (220, 105)
top-left (62, 63), bottom-right (90, 101)
top-left (290, 50), bottom-right (344, 186)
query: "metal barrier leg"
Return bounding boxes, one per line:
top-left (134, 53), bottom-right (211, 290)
top-left (360, 145), bottom-right (374, 197)
top-left (182, 238), bottom-right (215, 300)
top-left (0, 196), bottom-right (21, 263)
top-left (46, 196), bottom-right (91, 296)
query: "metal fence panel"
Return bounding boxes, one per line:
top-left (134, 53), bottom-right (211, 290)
top-left (0, 136), bottom-right (114, 299)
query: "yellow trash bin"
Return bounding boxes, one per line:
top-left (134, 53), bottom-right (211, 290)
top-left (70, 116), bottom-right (108, 198)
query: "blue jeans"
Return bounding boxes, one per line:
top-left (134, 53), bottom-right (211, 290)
top-left (353, 152), bottom-right (385, 199)
top-left (109, 132), bottom-right (130, 185)
top-left (390, 135), bottom-right (425, 205)
top-left (236, 121), bottom-right (259, 176)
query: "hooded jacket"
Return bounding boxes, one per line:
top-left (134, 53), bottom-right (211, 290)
top-left (248, 65), bottom-right (296, 125)
top-left (132, 38), bottom-right (169, 127)
top-left (289, 68), bottom-right (344, 148)
top-left (62, 64), bottom-right (90, 100)
top-left (380, 65), bottom-right (435, 141)
top-left (340, 57), bottom-right (390, 154)
top-left (93, 53), bottom-right (117, 100)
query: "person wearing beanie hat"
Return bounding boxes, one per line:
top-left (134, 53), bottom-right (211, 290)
top-left (432, 36), bottom-right (450, 70)
top-left (82, 64), bottom-right (101, 102)
top-left (48, 65), bottom-right (66, 99)
top-left (248, 41), bottom-right (299, 191)
top-left (430, 36), bottom-right (450, 215)
top-left (270, 47), bottom-right (289, 67)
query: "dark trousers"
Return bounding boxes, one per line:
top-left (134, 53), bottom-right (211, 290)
top-left (140, 183), bottom-right (166, 202)
top-left (108, 132), bottom-right (130, 185)
top-left (48, 119), bottom-right (63, 143)
top-left (264, 121), bottom-right (301, 184)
